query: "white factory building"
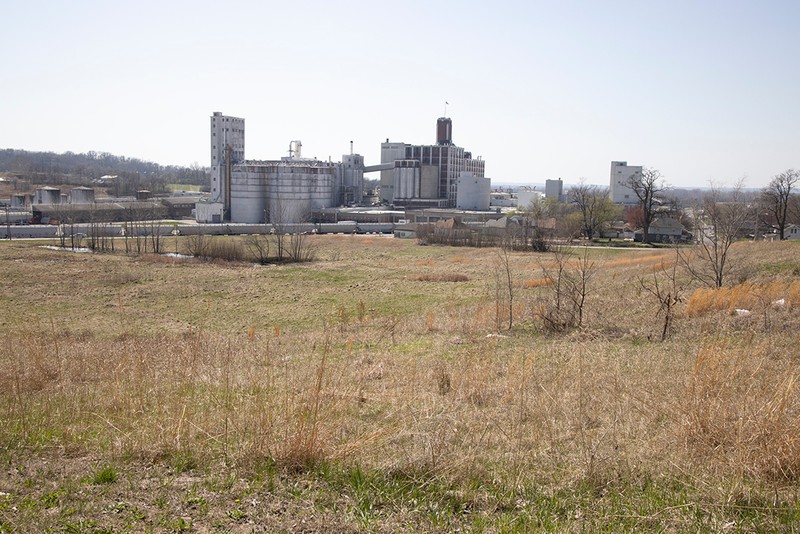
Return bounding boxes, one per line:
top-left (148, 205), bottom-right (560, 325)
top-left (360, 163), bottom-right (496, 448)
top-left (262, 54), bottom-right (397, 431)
top-left (609, 161), bottom-right (643, 205)
top-left (199, 112), bottom-right (364, 224)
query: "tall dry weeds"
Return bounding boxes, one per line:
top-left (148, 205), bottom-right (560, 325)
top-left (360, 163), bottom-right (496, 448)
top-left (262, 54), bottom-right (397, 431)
top-left (681, 338), bottom-right (800, 479)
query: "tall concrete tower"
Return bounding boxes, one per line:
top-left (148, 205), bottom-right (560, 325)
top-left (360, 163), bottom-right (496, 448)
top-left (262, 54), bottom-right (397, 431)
top-left (210, 112), bottom-right (245, 216)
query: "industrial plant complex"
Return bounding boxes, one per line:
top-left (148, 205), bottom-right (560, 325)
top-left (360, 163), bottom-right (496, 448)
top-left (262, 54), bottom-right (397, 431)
top-left (197, 112), bottom-right (491, 224)
top-left (1, 110), bottom-right (678, 242)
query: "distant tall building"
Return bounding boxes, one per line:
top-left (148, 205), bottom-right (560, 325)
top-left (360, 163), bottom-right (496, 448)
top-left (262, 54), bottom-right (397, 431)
top-left (378, 117), bottom-right (486, 209)
top-left (544, 178), bottom-right (563, 201)
top-left (210, 112), bottom-right (245, 210)
top-left (609, 161), bottom-right (642, 205)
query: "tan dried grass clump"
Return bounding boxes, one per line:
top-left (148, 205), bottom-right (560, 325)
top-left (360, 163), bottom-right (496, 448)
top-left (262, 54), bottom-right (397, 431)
top-left (686, 281), bottom-right (799, 316)
top-left (602, 253), bottom-right (671, 270)
top-left (680, 338), bottom-right (800, 479)
top-left (522, 277), bottom-right (552, 288)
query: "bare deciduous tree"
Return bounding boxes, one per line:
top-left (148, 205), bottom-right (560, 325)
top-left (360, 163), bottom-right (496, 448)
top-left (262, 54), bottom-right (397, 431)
top-left (682, 181), bottom-right (752, 288)
top-left (627, 168), bottom-right (669, 244)
top-left (761, 169), bottom-right (799, 240)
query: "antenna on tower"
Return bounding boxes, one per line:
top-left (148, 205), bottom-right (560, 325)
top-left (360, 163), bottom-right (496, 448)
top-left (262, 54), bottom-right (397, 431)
top-left (350, 140), bottom-right (353, 155)
top-left (444, 100), bottom-right (449, 117)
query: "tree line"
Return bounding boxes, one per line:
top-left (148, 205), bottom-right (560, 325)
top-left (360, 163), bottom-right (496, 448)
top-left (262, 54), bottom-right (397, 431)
top-left (0, 148), bottom-right (210, 195)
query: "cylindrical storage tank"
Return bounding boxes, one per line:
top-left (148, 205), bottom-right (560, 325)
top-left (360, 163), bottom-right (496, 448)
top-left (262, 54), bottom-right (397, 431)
top-left (230, 165), bottom-right (268, 223)
top-left (267, 163), bottom-right (336, 224)
top-left (10, 194), bottom-right (28, 209)
top-left (70, 187), bottom-right (95, 204)
top-left (34, 187), bottom-right (61, 204)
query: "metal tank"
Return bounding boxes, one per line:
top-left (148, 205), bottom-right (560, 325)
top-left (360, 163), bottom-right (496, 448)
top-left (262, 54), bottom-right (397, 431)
top-left (34, 187), bottom-right (61, 205)
top-left (10, 194), bottom-right (28, 209)
top-left (266, 162), bottom-right (337, 224)
top-left (230, 164), bottom-right (268, 223)
top-left (70, 187), bottom-right (95, 204)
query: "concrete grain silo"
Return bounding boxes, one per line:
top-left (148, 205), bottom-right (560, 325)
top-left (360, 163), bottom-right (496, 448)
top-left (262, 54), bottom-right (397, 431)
top-left (266, 162), bottom-right (337, 224)
top-left (230, 163), bottom-right (269, 223)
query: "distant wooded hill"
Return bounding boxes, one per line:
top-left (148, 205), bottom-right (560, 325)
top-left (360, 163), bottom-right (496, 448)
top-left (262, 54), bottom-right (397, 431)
top-left (0, 149), bottom-right (209, 197)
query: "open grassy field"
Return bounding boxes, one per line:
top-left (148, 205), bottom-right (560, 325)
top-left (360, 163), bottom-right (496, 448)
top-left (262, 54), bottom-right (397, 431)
top-left (166, 184), bottom-right (203, 193)
top-left (1, 235), bottom-right (800, 532)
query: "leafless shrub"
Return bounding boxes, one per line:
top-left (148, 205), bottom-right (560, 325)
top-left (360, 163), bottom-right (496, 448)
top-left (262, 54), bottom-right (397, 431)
top-left (287, 233), bottom-right (316, 263)
top-left (638, 249), bottom-right (686, 341)
top-left (185, 233), bottom-right (211, 258)
top-left (536, 247), bottom-right (596, 332)
top-left (243, 233), bottom-right (271, 264)
top-left (208, 239), bottom-right (244, 262)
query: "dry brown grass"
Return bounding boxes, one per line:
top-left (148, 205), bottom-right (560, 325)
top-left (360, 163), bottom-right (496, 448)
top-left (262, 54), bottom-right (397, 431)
top-left (687, 281), bottom-right (800, 316)
top-left (522, 277), bottom-right (552, 288)
top-left (1, 236), bottom-right (800, 529)
top-left (413, 273), bottom-right (470, 282)
top-left (681, 338), bottom-right (800, 479)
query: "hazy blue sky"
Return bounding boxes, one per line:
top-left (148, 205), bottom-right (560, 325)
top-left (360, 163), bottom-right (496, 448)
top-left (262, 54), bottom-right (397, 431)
top-left (3, 0), bottom-right (798, 188)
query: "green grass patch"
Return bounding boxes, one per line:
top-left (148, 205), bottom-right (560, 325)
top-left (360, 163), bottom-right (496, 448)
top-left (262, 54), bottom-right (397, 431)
top-left (87, 465), bottom-right (117, 485)
top-left (167, 184), bottom-right (202, 192)
top-left (758, 260), bottom-right (800, 275)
